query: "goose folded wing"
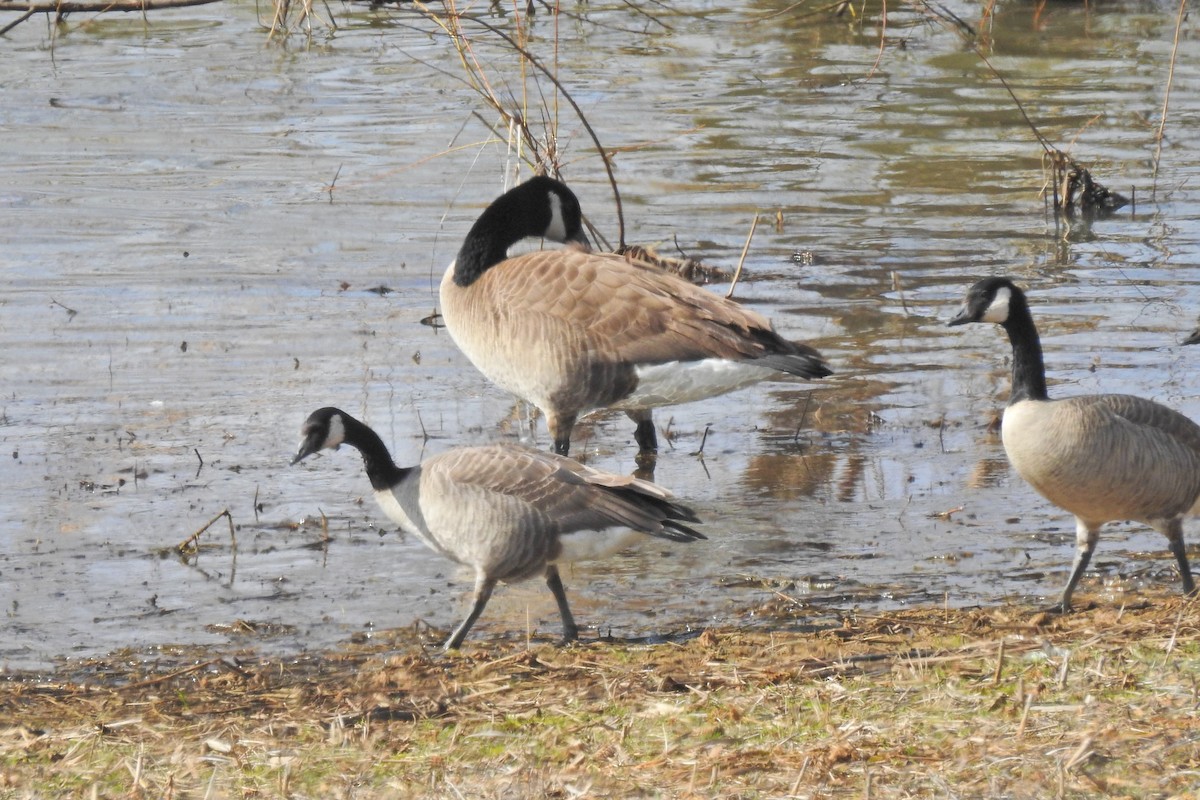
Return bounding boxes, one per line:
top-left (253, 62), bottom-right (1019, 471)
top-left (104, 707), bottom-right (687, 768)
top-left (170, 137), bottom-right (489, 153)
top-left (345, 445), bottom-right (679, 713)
top-left (425, 446), bottom-right (702, 543)
top-left (488, 250), bottom-right (823, 372)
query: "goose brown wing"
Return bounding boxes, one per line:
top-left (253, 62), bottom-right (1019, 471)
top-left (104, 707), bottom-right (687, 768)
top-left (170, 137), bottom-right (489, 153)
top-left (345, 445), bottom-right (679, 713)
top-left (480, 249), bottom-right (827, 376)
top-left (422, 445), bottom-right (702, 543)
top-left (1055, 395), bottom-right (1200, 518)
top-left (1075, 394), bottom-right (1200, 455)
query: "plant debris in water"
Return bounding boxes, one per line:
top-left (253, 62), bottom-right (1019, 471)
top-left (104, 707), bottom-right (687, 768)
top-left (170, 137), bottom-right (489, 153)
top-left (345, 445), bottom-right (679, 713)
top-left (617, 243), bottom-right (730, 285)
top-left (3, 597), bottom-right (1197, 798)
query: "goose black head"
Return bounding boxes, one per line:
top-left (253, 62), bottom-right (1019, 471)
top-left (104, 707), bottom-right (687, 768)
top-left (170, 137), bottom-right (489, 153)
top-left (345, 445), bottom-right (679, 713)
top-left (520, 175), bottom-right (589, 247)
top-left (948, 277), bottom-right (1025, 327)
top-left (292, 407), bottom-right (346, 464)
top-left (453, 176), bottom-right (591, 286)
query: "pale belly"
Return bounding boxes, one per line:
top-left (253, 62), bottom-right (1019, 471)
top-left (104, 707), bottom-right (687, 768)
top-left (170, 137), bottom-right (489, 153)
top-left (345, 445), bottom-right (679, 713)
top-left (610, 359), bottom-right (781, 411)
top-left (554, 528), bottom-right (643, 563)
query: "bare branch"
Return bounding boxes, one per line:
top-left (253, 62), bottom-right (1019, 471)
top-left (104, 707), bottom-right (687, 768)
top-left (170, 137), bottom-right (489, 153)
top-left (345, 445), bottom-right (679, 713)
top-left (0, 0), bottom-right (220, 13)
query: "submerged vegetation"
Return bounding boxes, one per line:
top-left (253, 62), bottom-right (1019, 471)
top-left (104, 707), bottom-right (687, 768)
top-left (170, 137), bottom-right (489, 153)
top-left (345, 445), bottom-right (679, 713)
top-left (3, 597), bottom-right (1198, 798)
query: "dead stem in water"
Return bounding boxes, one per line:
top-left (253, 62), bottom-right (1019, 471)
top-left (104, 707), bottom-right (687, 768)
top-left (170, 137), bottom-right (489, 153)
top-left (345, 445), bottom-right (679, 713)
top-left (0, 0), bottom-right (220, 35)
top-left (263, 0), bottom-right (336, 40)
top-left (615, 243), bottom-right (730, 285)
top-left (175, 508), bottom-right (236, 555)
top-left (3, 597), bottom-right (1198, 798)
top-left (415, 2), bottom-right (625, 245)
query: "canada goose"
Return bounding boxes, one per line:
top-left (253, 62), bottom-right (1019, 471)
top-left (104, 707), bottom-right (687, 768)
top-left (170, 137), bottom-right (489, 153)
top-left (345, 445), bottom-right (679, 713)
top-left (949, 277), bottom-right (1199, 612)
top-left (438, 176), bottom-right (832, 458)
top-left (1184, 327), bottom-right (1200, 347)
top-left (292, 406), bottom-right (705, 649)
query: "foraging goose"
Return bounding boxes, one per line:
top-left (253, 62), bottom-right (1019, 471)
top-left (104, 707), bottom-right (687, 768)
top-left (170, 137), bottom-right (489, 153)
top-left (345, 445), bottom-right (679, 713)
top-left (438, 176), bottom-right (832, 458)
top-left (292, 406), bottom-right (705, 649)
top-left (949, 277), bottom-right (1199, 612)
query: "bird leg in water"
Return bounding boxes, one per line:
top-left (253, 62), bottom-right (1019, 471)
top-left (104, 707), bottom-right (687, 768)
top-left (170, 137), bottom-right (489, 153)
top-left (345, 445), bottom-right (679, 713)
top-left (629, 410), bottom-right (658, 454)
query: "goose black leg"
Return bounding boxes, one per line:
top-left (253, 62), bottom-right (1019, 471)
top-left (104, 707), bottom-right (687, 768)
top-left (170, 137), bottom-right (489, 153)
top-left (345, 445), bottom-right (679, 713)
top-left (1163, 519), bottom-right (1196, 595)
top-left (544, 565), bottom-right (578, 644)
top-left (630, 411), bottom-right (658, 455)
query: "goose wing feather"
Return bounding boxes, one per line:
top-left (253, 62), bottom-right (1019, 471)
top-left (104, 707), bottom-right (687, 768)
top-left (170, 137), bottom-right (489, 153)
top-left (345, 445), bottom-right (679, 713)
top-left (475, 249), bottom-right (825, 373)
top-left (415, 445), bottom-right (702, 579)
top-left (1005, 394), bottom-right (1200, 523)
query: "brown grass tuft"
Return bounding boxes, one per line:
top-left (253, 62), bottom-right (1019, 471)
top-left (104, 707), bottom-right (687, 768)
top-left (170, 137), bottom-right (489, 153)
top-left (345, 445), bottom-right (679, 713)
top-left (3, 596), bottom-right (1199, 797)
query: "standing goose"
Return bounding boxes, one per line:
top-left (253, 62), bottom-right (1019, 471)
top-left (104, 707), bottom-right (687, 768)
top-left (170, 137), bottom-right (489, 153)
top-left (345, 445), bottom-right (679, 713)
top-left (949, 277), bottom-right (1199, 612)
top-left (438, 176), bottom-right (832, 458)
top-left (292, 406), bottom-right (705, 649)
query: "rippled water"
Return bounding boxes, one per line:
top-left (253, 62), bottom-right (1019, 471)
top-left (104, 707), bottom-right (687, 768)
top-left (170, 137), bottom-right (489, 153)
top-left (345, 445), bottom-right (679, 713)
top-left (3, 0), bottom-right (1200, 670)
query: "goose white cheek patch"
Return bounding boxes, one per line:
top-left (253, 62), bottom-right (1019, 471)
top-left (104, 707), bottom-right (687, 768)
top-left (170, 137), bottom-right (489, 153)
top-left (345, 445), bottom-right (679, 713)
top-left (544, 191), bottom-right (568, 242)
top-left (982, 286), bottom-right (1012, 323)
top-left (324, 414), bottom-right (346, 450)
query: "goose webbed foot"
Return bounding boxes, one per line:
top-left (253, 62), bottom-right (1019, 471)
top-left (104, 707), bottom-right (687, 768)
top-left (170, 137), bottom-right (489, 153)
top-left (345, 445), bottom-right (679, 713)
top-left (1037, 600), bottom-right (1072, 616)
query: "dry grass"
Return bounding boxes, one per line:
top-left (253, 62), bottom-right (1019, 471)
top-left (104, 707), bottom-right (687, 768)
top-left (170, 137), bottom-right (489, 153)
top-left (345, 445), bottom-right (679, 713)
top-left (3, 597), bottom-right (1199, 798)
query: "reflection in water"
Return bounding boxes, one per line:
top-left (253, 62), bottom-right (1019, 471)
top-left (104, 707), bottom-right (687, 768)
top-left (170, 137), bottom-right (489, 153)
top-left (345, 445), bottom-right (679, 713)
top-left (743, 449), bottom-right (840, 502)
top-left (968, 456), bottom-right (1011, 491)
top-left (2, 0), bottom-right (1199, 667)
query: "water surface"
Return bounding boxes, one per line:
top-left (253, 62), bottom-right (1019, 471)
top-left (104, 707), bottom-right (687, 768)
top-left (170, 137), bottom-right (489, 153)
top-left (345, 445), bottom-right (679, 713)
top-left (3, 0), bottom-right (1200, 670)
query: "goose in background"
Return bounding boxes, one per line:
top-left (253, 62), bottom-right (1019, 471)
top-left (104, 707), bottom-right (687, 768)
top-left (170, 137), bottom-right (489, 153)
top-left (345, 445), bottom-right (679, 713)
top-left (438, 176), bottom-right (832, 459)
top-left (292, 406), bottom-right (705, 649)
top-left (1184, 327), bottom-right (1200, 346)
top-left (948, 277), bottom-right (1199, 612)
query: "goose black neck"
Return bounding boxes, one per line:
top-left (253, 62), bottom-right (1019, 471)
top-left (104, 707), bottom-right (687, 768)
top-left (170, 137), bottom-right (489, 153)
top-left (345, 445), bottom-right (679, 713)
top-left (452, 183), bottom-right (552, 287)
top-left (453, 215), bottom-right (513, 286)
top-left (1001, 301), bottom-right (1049, 404)
top-left (341, 414), bottom-right (409, 492)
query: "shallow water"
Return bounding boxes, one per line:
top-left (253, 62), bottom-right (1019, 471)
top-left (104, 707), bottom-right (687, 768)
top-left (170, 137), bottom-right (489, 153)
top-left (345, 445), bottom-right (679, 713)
top-left (3, 0), bottom-right (1200, 670)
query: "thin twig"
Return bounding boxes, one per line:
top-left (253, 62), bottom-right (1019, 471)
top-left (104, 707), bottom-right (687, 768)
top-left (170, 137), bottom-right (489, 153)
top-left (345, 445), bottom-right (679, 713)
top-left (1152, 0), bottom-right (1187, 185)
top-left (0, 8), bottom-right (36, 35)
top-left (416, 406), bottom-right (429, 442)
top-left (0, 0), bottom-right (218, 11)
top-left (690, 423), bottom-right (711, 457)
top-left (50, 298), bottom-right (77, 321)
top-left (794, 391), bottom-right (814, 444)
top-left (177, 509), bottom-right (235, 554)
top-left (891, 270), bottom-right (909, 316)
top-left (428, 7), bottom-right (626, 246)
top-left (726, 214), bottom-right (759, 300)
top-left (327, 164), bottom-right (342, 205)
